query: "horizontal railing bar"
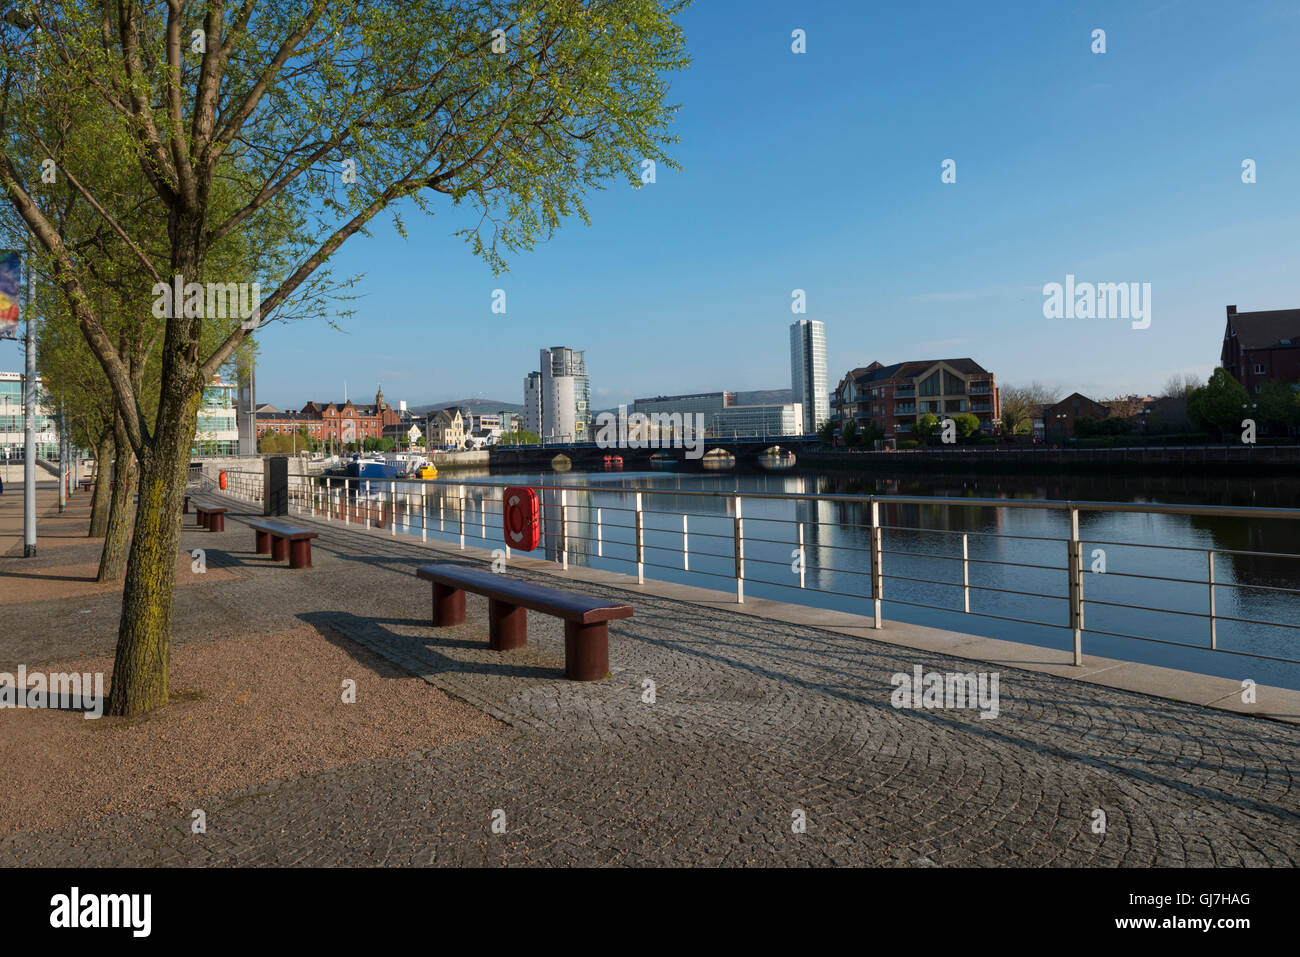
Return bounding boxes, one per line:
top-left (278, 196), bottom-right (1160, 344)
top-left (879, 524), bottom-right (1068, 544)
top-left (1080, 626), bottom-right (1300, 665)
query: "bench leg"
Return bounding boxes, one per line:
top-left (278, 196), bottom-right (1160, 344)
top-left (255, 529), bottom-right (271, 554)
top-left (488, 599), bottom-right (527, 650)
top-left (289, 539), bottom-right (312, 569)
top-left (198, 511), bottom-right (209, 529)
top-left (564, 621), bottom-right (609, 681)
top-left (432, 583), bottom-right (465, 626)
top-left (183, 496), bottom-right (190, 514)
top-left (271, 535), bottom-right (289, 561)
top-left (210, 513), bottom-right (224, 533)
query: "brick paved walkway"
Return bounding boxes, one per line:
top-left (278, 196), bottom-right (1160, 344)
top-left (2, 491), bottom-right (1297, 866)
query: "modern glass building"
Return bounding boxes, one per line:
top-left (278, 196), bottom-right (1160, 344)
top-left (0, 371), bottom-right (59, 460)
top-left (195, 376), bottom-right (239, 455)
top-left (790, 319), bottom-right (829, 434)
top-left (633, 391), bottom-right (735, 418)
top-left (711, 402), bottom-right (803, 438)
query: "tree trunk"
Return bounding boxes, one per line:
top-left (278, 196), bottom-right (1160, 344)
top-left (106, 376), bottom-right (201, 716)
top-left (97, 413), bottom-right (136, 582)
top-left (106, 215), bottom-right (209, 717)
top-left (87, 430), bottom-right (113, 537)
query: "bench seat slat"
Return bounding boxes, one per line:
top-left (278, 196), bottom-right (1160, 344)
top-left (249, 520), bottom-right (318, 541)
top-left (417, 564), bottom-right (632, 625)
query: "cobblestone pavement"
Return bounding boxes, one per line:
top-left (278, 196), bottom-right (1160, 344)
top-left (2, 492), bottom-right (1297, 866)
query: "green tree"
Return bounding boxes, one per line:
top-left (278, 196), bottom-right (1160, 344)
top-left (841, 420), bottom-right (858, 447)
top-left (498, 429), bottom-right (541, 446)
top-left (952, 412), bottom-right (980, 440)
top-left (999, 381), bottom-right (1058, 435)
top-left (915, 413), bottom-right (941, 442)
top-left (1187, 369), bottom-right (1250, 437)
top-left (1256, 379), bottom-right (1300, 434)
top-left (1, 0), bottom-right (689, 716)
top-left (816, 420), bottom-right (835, 446)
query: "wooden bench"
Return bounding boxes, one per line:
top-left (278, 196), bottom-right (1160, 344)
top-left (416, 564), bottom-right (633, 681)
top-left (194, 505), bottom-right (227, 532)
top-left (249, 519), bottom-right (319, 569)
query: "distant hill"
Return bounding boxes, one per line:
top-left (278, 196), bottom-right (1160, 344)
top-left (410, 398), bottom-right (524, 416)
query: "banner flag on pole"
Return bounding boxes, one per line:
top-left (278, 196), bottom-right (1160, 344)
top-left (0, 252), bottom-right (19, 340)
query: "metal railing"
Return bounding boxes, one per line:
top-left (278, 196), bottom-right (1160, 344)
top-left (211, 470), bottom-right (1300, 669)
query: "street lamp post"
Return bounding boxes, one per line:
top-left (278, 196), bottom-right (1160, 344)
top-left (23, 258), bottom-right (36, 556)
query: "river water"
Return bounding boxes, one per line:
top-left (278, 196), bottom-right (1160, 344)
top-left (367, 466), bottom-right (1300, 690)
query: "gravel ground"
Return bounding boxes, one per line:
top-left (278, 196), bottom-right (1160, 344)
top-left (0, 625), bottom-right (501, 833)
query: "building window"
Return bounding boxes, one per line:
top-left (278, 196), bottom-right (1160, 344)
top-left (1254, 363), bottom-right (1265, 374)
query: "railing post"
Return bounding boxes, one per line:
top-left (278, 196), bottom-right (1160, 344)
top-left (365, 481), bottom-right (371, 529)
top-left (421, 485), bottom-right (427, 541)
top-left (390, 480), bottom-right (396, 535)
top-left (481, 494), bottom-right (486, 540)
top-left (734, 494), bottom-right (744, 603)
top-left (344, 481), bottom-right (349, 525)
top-left (1068, 507), bottom-right (1083, 665)
top-left (596, 506), bottom-right (603, 557)
top-left (1208, 550), bottom-right (1217, 650)
top-left (458, 487), bottom-right (465, 549)
top-left (439, 493), bottom-right (445, 532)
top-left (635, 492), bottom-right (645, 584)
top-left (962, 532), bottom-right (970, 613)
top-left (870, 499), bottom-right (882, 628)
top-left (798, 522), bottom-right (805, 589)
top-left (560, 489), bottom-right (569, 571)
top-left (683, 513), bottom-right (689, 571)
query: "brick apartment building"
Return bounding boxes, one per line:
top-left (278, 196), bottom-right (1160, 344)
top-left (832, 358), bottom-right (1000, 439)
top-left (255, 386), bottom-right (402, 448)
top-left (1220, 305), bottom-right (1300, 394)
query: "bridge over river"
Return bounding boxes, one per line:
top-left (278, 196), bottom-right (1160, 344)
top-left (488, 436), bottom-right (823, 471)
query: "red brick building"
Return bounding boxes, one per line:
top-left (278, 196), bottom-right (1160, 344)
top-left (1041, 392), bottom-right (1110, 440)
top-left (1221, 305), bottom-right (1300, 395)
top-left (255, 387), bottom-right (403, 448)
top-left (832, 358), bottom-right (1000, 439)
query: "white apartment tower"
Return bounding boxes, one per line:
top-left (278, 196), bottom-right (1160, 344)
top-left (790, 319), bottom-right (829, 434)
top-left (531, 346), bottom-right (590, 443)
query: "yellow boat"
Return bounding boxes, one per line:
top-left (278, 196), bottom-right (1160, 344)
top-left (415, 463), bottom-right (438, 480)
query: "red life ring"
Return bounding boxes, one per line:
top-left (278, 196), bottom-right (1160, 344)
top-left (503, 486), bottom-right (540, 551)
top-left (219, 470), bottom-right (228, 490)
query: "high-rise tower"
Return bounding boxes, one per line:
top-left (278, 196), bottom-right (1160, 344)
top-left (790, 319), bottom-right (828, 434)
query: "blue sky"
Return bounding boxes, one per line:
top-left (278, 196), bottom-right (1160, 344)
top-left (24, 0), bottom-right (1299, 411)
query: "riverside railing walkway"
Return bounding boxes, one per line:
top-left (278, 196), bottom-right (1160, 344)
top-left (214, 470), bottom-right (1300, 681)
top-left (11, 481), bottom-right (1286, 866)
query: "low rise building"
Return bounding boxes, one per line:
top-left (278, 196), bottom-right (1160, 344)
top-left (255, 387), bottom-right (401, 450)
top-left (1041, 392), bottom-right (1110, 441)
top-left (833, 358), bottom-right (1000, 439)
top-left (711, 402), bottom-right (803, 438)
top-left (426, 407), bottom-right (466, 449)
